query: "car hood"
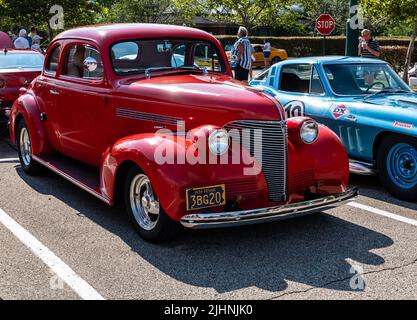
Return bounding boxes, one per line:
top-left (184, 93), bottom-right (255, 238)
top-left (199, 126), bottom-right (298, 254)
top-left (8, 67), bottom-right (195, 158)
top-left (334, 92), bottom-right (417, 127)
top-left (360, 93), bottom-right (417, 110)
top-left (116, 74), bottom-right (283, 122)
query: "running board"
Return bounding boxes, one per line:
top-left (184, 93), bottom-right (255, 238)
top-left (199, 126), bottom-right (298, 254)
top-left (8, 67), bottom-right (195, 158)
top-left (32, 154), bottom-right (111, 205)
top-left (349, 159), bottom-right (376, 176)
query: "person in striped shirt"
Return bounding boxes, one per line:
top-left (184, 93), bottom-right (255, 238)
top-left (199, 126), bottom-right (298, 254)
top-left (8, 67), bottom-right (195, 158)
top-left (233, 26), bottom-right (253, 82)
top-left (358, 29), bottom-right (381, 58)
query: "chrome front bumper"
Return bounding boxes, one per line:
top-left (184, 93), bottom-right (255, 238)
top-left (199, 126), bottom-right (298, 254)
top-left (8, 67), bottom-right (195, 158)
top-left (180, 187), bottom-right (358, 229)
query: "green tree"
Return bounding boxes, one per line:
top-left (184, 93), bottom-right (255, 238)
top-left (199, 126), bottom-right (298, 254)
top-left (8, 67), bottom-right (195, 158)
top-left (299, 0), bottom-right (350, 35)
top-left (0, 0), bottom-right (109, 39)
top-left (98, 0), bottom-right (179, 24)
top-left (174, 0), bottom-right (294, 31)
top-left (362, 0), bottom-right (417, 82)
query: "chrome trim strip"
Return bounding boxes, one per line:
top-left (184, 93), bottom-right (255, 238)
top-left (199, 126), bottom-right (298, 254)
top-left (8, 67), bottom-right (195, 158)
top-left (116, 108), bottom-right (182, 126)
top-left (349, 159), bottom-right (376, 176)
top-left (180, 187), bottom-right (358, 229)
top-left (32, 155), bottom-right (111, 205)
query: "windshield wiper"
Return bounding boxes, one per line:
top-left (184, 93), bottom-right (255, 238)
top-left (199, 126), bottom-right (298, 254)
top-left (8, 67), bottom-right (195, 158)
top-left (145, 65), bottom-right (209, 78)
top-left (144, 66), bottom-right (176, 78)
top-left (363, 89), bottom-right (411, 100)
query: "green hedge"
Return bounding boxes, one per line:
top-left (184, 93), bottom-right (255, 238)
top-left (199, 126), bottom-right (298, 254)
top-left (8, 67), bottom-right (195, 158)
top-left (380, 46), bottom-right (409, 72)
top-left (216, 35), bottom-right (416, 61)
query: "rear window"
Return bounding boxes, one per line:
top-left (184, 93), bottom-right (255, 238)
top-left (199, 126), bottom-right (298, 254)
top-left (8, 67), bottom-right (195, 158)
top-left (0, 52), bottom-right (44, 69)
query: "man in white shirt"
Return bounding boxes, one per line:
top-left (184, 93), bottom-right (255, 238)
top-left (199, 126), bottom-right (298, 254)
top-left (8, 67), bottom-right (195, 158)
top-left (13, 29), bottom-right (30, 49)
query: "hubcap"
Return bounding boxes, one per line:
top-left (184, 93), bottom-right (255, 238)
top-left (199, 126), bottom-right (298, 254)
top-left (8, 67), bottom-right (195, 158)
top-left (386, 143), bottom-right (417, 189)
top-left (129, 174), bottom-right (160, 231)
top-left (19, 127), bottom-right (32, 166)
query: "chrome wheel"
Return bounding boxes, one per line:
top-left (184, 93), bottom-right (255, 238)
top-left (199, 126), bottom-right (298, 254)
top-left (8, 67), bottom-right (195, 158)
top-left (19, 127), bottom-right (32, 166)
top-left (129, 174), bottom-right (160, 231)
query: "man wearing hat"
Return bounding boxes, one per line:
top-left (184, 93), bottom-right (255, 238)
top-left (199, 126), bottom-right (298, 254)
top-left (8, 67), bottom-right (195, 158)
top-left (31, 34), bottom-right (44, 54)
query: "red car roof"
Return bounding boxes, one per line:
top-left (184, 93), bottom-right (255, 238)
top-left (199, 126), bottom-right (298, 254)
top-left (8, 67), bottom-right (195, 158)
top-left (54, 23), bottom-right (218, 45)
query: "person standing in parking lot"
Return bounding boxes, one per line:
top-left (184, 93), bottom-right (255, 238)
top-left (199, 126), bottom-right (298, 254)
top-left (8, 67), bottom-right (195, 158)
top-left (263, 39), bottom-right (271, 68)
top-left (233, 26), bottom-right (252, 83)
top-left (13, 29), bottom-right (30, 49)
top-left (358, 29), bottom-right (381, 58)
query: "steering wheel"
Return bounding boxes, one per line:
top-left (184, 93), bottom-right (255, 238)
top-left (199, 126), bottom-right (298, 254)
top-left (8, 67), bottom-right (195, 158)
top-left (365, 82), bottom-right (386, 93)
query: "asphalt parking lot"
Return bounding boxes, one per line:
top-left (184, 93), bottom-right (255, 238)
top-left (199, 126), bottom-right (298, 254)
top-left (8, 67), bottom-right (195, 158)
top-left (1, 136), bottom-right (417, 300)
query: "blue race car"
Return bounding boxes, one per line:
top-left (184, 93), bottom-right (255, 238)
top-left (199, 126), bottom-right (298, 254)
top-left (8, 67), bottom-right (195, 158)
top-left (250, 56), bottom-right (417, 201)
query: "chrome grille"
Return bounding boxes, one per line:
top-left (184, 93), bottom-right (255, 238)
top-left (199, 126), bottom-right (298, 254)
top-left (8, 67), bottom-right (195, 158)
top-left (225, 120), bottom-right (287, 202)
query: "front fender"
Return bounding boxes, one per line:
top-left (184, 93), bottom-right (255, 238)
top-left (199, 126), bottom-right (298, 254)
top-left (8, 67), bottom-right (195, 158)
top-left (9, 93), bottom-right (51, 155)
top-left (101, 133), bottom-right (269, 221)
top-left (287, 121), bottom-right (349, 201)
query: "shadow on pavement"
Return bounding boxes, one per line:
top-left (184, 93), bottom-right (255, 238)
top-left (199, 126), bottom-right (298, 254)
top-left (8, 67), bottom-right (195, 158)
top-left (350, 174), bottom-right (417, 211)
top-left (0, 139), bottom-right (17, 159)
top-left (16, 166), bottom-right (393, 295)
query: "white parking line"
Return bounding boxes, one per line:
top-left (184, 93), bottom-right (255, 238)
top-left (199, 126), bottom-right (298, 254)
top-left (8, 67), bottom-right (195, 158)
top-left (0, 158), bottom-right (19, 163)
top-left (348, 202), bottom-right (417, 227)
top-left (0, 207), bottom-right (105, 300)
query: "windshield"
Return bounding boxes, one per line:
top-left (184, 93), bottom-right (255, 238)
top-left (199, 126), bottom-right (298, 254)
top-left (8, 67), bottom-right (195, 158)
top-left (323, 63), bottom-right (411, 96)
top-left (110, 39), bottom-right (226, 76)
top-left (0, 52), bottom-right (44, 69)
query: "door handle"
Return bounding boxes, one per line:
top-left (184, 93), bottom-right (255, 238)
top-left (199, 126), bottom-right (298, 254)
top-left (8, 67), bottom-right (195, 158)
top-left (50, 90), bottom-right (59, 95)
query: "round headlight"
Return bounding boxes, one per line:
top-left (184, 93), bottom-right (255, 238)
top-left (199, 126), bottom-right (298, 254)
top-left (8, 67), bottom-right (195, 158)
top-left (300, 120), bottom-right (319, 144)
top-left (208, 129), bottom-right (230, 155)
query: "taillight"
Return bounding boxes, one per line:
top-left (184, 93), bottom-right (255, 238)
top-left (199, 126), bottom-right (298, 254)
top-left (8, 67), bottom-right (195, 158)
top-left (0, 79), bottom-right (5, 88)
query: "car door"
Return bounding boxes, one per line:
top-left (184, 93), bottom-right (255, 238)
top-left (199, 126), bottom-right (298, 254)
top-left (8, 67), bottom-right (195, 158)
top-left (273, 63), bottom-right (332, 123)
top-left (53, 41), bottom-right (111, 167)
top-left (34, 43), bottom-right (63, 151)
top-left (320, 63), bottom-right (393, 161)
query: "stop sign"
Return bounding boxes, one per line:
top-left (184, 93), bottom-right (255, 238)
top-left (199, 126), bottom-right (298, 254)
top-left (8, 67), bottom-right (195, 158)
top-left (316, 14), bottom-right (335, 36)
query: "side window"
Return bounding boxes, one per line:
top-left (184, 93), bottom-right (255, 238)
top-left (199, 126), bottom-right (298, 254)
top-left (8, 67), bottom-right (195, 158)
top-left (171, 44), bottom-right (185, 67)
top-left (63, 44), bottom-right (103, 80)
top-left (111, 41), bottom-right (139, 60)
top-left (310, 66), bottom-right (324, 95)
top-left (193, 43), bottom-right (223, 72)
top-left (45, 45), bottom-right (61, 74)
top-left (279, 64), bottom-right (312, 93)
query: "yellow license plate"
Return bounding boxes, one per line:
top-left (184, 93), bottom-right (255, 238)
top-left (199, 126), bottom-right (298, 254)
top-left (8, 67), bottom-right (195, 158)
top-left (186, 184), bottom-right (226, 211)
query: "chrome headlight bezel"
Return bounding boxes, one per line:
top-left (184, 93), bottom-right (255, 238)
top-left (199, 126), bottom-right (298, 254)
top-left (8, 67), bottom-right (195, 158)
top-left (208, 129), bottom-right (230, 155)
top-left (300, 120), bottom-right (319, 144)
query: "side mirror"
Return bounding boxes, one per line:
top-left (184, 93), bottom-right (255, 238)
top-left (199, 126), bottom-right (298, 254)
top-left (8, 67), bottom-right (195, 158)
top-left (83, 57), bottom-right (98, 72)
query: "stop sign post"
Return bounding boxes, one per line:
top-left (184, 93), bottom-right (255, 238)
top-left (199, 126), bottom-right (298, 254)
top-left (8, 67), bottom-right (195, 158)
top-left (316, 14), bottom-right (336, 55)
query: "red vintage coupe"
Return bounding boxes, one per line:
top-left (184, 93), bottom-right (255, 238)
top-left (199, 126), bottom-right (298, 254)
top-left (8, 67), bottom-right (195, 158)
top-left (0, 49), bottom-right (44, 129)
top-left (9, 24), bottom-right (357, 242)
